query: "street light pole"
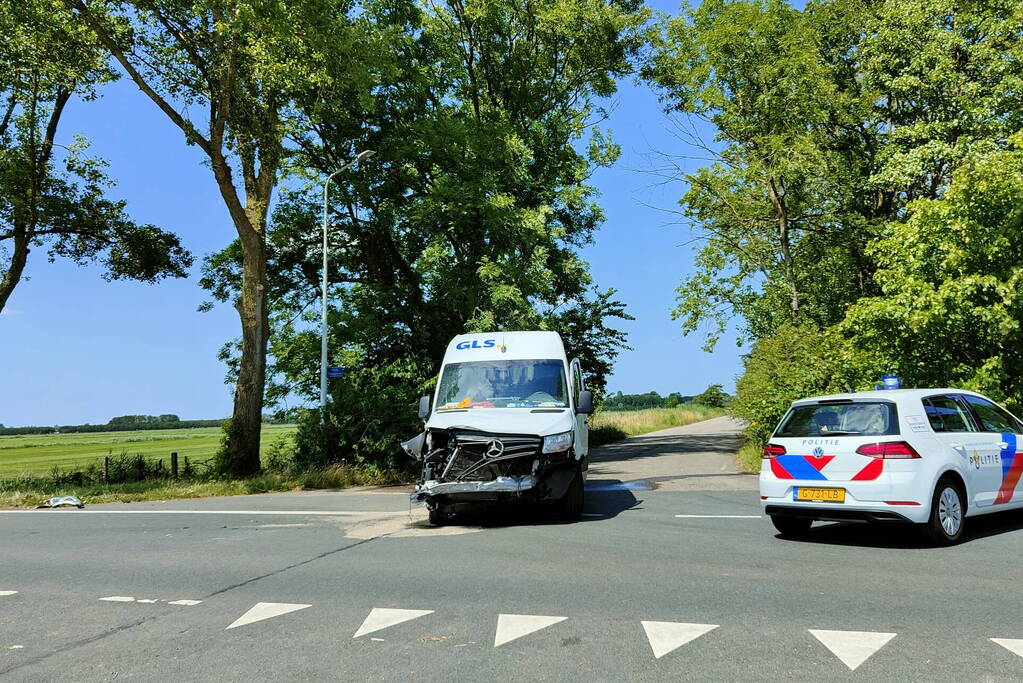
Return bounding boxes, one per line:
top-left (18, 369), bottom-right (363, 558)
top-left (320, 149), bottom-right (376, 413)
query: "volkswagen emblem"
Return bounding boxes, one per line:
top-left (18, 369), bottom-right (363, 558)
top-left (485, 439), bottom-right (505, 458)
top-left (812, 446), bottom-right (824, 459)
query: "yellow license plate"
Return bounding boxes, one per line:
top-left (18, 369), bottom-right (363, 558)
top-left (794, 487), bottom-right (845, 503)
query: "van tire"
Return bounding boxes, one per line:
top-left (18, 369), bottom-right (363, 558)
top-left (428, 507), bottom-right (450, 526)
top-left (771, 515), bottom-right (812, 537)
top-left (558, 471), bottom-right (584, 520)
top-left (923, 477), bottom-right (965, 545)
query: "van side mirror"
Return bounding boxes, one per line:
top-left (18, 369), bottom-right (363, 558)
top-left (576, 390), bottom-right (593, 415)
top-left (418, 395), bottom-right (431, 420)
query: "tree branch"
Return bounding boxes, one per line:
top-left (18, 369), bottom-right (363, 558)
top-left (66, 0), bottom-right (213, 155)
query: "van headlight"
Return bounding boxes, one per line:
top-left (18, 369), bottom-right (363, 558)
top-left (542, 431), bottom-right (574, 454)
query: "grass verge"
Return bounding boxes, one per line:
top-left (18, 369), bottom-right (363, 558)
top-left (736, 440), bottom-right (762, 473)
top-left (0, 463), bottom-right (408, 509)
top-left (589, 405), bottom-right (728, 448)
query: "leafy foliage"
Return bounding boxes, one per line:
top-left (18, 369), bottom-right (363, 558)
top-left (692, 383), bottom-right (730, 408)
top-left (646, 0), bottom-right (1023, 442)
top-left (0, 0), bottom-right (190, 313)
top-left (201, 0), bottom-right (648, 466)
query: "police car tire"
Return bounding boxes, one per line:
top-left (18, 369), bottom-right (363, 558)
top-left (924, 478), bottom-right (965, 545)
top-left (559, 471), bottom-right (584, 520)
top-left (771, 515), bottom-right (812, 537)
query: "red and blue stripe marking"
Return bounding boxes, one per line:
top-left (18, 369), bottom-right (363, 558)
top-left (770, 455), bottom-right (882, 481)
top-left (996, 432), bottom-right (1023, 505)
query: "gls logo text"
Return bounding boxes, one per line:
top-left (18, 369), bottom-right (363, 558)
top-left (456, 339), bottom-right (497, 350)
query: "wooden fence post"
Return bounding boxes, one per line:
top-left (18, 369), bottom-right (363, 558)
top-left (171, 452), bottom-right (178, 478)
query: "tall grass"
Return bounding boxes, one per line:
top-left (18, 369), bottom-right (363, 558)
top-left (589, 405), bottom-right (727, 447)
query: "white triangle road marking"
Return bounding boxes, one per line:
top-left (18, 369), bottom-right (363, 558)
top-left (226, 602), bottom-right (311, 630)
top-left (353, 608), bottom-right (434, 638)
top-left (641, 621), bottom-right (718, 659)
top-left (494, 614), bottom-right (567, 647)
top-left (992, 638), bottom-right (1023, 658)
top-left (809, 629), bottom-right (896, 671)
top-left (0, 591), bottom-right (18, 597)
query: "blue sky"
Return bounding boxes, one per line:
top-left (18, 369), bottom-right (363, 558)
top-left (0, 3), bottom-right (747, 426)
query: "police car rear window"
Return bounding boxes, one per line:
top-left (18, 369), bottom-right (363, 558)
top-left (775, 401), bottom-right (899, 437)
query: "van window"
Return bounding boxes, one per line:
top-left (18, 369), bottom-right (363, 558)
top-left (922, 396), bottom-right (976, 432)
top-left (775, 402), bottom-right (899, 437)
top-left (436, 359), bottom-right (568, 409)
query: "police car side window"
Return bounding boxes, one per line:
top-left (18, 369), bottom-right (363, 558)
top-left (963, 395), bottom-right (1020, 433)
top-left (923, 396), bottom-right (975, 432)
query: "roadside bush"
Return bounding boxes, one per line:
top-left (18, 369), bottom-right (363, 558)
top-left (730, 324), bottom-right (878, 447)
top-left (294, 358), bottom-right (429, 471)
top-left (589, 425), bottom-right (628, 448)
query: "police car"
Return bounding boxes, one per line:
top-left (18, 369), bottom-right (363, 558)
top-left (760, 387), bottom-right (1023, 544)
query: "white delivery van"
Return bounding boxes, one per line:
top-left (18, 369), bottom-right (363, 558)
top-left (402, 331), bottom-right (593, 525)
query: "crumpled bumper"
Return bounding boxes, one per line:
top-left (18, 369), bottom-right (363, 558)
top-left (412, 475), bottom-right (537, 502)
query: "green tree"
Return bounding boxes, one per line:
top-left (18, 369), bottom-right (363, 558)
top-left (68, 0), bottom-right (375, 474)
top-left (202, 0), bottom-right (648, 465)
top-left (692, 383), bottom-right (729, 408)
top-left (0, 0), bottom-right (190, 313)
top-left (645, 0), bottom-right (1023, 349)
top-left (646, 0), bottom-right (1023, 442)
top-left (843, 136), bottom-right (1023, 408)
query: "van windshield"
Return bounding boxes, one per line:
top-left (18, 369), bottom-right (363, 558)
top-left (436, 359), bottom-right (568, 409)
top-left (775, 401), bottom-right (899, 437)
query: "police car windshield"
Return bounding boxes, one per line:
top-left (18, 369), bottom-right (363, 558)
top-left (436, 359), bottom-right (568, 409)
top-left (775, 401), bottom-right (899, 437)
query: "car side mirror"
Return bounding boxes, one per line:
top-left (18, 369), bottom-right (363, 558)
top-left (418, 395), bottom-right (431, 420)
top-left (576, 390), bottom-right (593, 415)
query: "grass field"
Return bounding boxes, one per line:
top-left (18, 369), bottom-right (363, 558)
top-left (0, 424), bottom-right (297, 476)
top-left (588, 405), bottom-right (728, 446)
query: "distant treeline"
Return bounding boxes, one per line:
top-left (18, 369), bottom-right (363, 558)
top-left (0, 412), bottom-right (295, 436)
top-left (602, 385), bottom-right (730, 411)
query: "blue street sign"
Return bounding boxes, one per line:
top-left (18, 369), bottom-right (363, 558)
top-left (327, 366), bottom-right (345, 379)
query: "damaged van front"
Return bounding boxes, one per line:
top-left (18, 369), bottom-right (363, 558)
top-left (402, 331), bottom-right (593, 525)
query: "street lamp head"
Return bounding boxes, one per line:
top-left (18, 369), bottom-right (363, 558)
top-left (356, 149), bottom-right (376, 163)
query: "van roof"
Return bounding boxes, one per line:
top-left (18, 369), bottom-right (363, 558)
top-left (444, 331), bottom-right (568, 363)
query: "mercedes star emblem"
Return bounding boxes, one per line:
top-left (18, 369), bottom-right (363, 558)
top-left (485, 439), bottom-right (505, 458)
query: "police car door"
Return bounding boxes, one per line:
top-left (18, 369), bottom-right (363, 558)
top-left (961, 394), bottom-right (1023, 509)
top-left (922, 394), bottom-right (982, 507)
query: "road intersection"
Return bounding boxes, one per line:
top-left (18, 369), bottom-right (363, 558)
top-left (3, 417), bottom-right (1023, 681)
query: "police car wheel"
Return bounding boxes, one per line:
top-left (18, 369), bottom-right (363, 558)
top-left (771, 515), bottom-right (812, 537)
top-left (924, 479), bottom-right (965, 545)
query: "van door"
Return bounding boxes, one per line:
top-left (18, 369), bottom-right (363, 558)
top-left (961, 395), bottom-right (1023, 509)
top-left (570, 358), bottom-right (588, 459)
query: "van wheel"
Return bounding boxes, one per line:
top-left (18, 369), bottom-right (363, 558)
top-left (924, 478), bottom-right (965, 545)
top-left (428, 507), bottom-right (450, 527)
top-left (557, 471), bottom-right (584, 520)
top-left (771, 515), bottom-right (812, 537)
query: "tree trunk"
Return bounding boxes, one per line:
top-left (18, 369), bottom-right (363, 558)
top-left (0, 229), bottom-right (30, 314)
top-left (225, 226), bottom-right (268, 476)
top-left (767, 176), bottom-right (800, 318)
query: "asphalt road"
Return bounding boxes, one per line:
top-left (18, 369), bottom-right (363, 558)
top-left (3, 416), bottom-right (1023, 681)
